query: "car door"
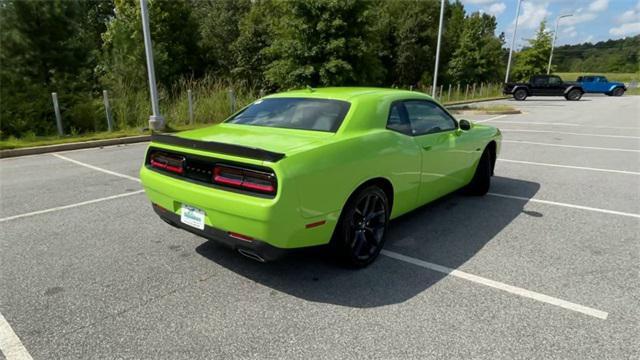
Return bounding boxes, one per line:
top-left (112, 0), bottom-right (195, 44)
top-left (547, 76), bottom-right (565, 95)
top-left (401, 100), bottom-right (463, 205)
top-left (531, 76), bottom-right (548, 95)
top-left (595, 76), bottom-right (609, 92)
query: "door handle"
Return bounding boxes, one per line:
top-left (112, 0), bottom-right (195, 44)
top-left (422, 145), bottom-right (432, 151)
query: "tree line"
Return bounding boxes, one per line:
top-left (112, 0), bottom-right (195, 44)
top-left (3, 0), bottom-right (634, 139)
top-left (553, 35), bottom-right (640, 73)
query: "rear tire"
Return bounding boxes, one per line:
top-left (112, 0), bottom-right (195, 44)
top-left (612, 87), bottom-right (625, 97)
top-left (513, 89), bottom-right (527, 101)
top-left (565, 89), bottom-right (582, 101)
top-left (465, 148), bottom-right (492, 196)
top-left (331, 186), bottom-right (389, 268)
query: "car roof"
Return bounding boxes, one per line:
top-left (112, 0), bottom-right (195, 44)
top-left (265, 87), bottom-right (432, 102)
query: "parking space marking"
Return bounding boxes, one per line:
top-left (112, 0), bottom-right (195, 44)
top-left (488, 192), bottom-right (640, 219)
top-left (499, 129), bottom-right (640, 139)
top-left (502, 140), bottom-right (640, 153)
top-left (0, 311), bottom-right (33, 360)
top-left (52, 153), bottom-right (141, 182)
top-left (473, 115), bottom-right (508, 123)
top-left (0, 190), bottom-right (144, 223)
top-left (498, 159), bottom-right (640, 176)
top-left (381, 250), bottom-right (608, 320)
top-left (484, 120), bottom-right (639, 131)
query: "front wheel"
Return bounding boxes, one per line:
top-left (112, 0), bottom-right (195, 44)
top-left (465, 148), bottom-right (492, 196)
top-left (565, 89), bottom-right (583, 101)
top-left (513, 89), bottom-right (527, 101)
top-left (331, 186), bottom-right (389, 268)
top-left (612, 87), bottom-right (625, 97)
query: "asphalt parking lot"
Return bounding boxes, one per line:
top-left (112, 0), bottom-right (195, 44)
top-left (1, 95), bottom-right (638, 359)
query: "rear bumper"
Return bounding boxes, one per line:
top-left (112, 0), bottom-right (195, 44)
top-left (140, 165), bottom-right (337, 250)
top-left (152, 204), bottom-right (286, 261)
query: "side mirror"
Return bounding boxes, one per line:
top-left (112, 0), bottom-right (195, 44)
top-left (459, 119), bottom-right (472, 131)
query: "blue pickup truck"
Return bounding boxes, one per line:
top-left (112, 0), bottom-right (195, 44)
top-left (576, 75), bottom-right (626, 96)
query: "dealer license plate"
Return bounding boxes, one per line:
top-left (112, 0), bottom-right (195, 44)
top-left (180, 204), bottom-right (205, 230)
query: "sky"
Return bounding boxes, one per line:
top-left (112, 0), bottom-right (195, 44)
top-left (461, 0), bottom-right (640, 48)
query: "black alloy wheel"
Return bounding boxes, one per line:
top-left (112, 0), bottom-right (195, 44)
top-left (514, 89), bottom-right (527, 101)
top-left (566, 88), bottom-right (583, 101)
top-left (333, 186), bottom-right (389, 267)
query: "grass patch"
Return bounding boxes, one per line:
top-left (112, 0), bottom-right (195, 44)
top-left (448, 103), bottom-right (518, 115)
top-left (0, 129), bottom-right (149, 150)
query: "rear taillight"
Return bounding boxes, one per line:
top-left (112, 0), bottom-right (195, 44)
top-left (213, 165), bottom-right (276, 194)
top-left (150, 152), bottom-right (185, 174)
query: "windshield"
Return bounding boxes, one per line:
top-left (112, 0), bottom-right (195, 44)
top-left (226, 98), bottom-right (351, 132)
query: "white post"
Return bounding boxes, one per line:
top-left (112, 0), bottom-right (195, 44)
top-left (505, 0), bottom-right (522, 83)
top-left (103, 90), bottom-right (114, 132)
top-left (51, 92), bottom-right (63, 136)
top-left (547, 14), bottom-right (572, 75)
top-left (140, 0), bottom-right (164, 131)
top-left (228, 89), bottom-right (236, 113)
top-left (187, 89), bottom-right (194, 125)
top-left (432, 0), bottom-right (445, 98)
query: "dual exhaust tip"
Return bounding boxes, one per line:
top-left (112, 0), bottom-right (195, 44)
top-left (237, 248), bottom-right (266, 263)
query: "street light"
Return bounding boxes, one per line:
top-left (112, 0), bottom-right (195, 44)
top-left (547, 14), bottom-right (573, 74)
top-left (505, 0), bottom-right (523, 83)
top-left (432, 0), bottom-right (445, 98)
top-left (140, 0), bottom-right (165, 131)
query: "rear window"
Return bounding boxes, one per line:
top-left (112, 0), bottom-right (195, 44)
top-left (226, 98), bottom-right (351, 132)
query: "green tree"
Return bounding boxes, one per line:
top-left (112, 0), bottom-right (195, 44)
top-left (264, 0), bottom-right (384, 89)
top-left (193, 0), bottom-right (251, 77)
top-left (511, 21), bottom-right (552, 81)
top-left (100, 0), bottom-right (200, 92)
top-left (231, 0), bottom-right (276, 86)
top-left (446, 12), bottom-right (504, 84)
top-left (1, 0), bottom-right (112, 137)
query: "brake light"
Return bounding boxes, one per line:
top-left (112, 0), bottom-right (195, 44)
top-left (213, 165), bottom-right (276, 194)
top-left (150, 152), bottom-right (185, 174)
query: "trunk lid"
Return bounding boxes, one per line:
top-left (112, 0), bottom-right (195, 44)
top-left (173, 123), bottom-right (333, 155)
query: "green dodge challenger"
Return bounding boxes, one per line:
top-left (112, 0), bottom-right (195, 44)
top-left (140, 88), bottom-right (501, 267)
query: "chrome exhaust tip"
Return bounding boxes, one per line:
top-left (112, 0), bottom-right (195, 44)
top-left (238, 248), bottom-right (266, 263)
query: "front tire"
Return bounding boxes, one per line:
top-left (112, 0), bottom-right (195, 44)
top-left (331, 186), bottom-right (389, 268)
top-left (466, 148), bottom-right (492, 196)
top-left (513, 89), bottom-right (527, 101)
top-left (565, 89), bottom-right (583, 101)
top-left (612, 87), bottom-right (625, 97)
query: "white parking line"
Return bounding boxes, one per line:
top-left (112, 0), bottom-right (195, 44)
top-left (52, 153), bottom-right (141, 182)
top-left (488, 192), bottom-right (640, 219)
top-left (0, 190), bottom-right (144, 223)
top-left (474, 115), bottom-right (508, 123)
top-left (499, 129), bottom-right (640, 139)
top-left (381, 250), bottom-right (608, 320)
top-left (502, 140), bottom-right (640, 153)
top-left (487, 120), bottom-right (639, 131)
top-left (498, 159), bottom-right (640, 176)
top-left (0, 311), bottom-right (33, 360)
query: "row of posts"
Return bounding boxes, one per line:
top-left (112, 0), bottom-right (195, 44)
top-left (50, 88), bottom-right (241, 136)
top-left (409, 83), bottom-right (499, 103)
top-left (51, 84), bottom-right (497, 135)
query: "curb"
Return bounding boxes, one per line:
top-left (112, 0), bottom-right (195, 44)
top-left (0, 135), bottom-right (151, 159)
top-left (444, 96), bottom-right (509, 107)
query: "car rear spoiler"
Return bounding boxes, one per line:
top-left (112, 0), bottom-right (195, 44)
top-left (151, 133), bottom-right (286, 162)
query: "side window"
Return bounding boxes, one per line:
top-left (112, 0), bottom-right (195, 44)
top-left (549, 76), bottom-right (562, 85)
top-left (386, 102), bottom-right (412, 135)
top-left (404, 101), bottom-right (456, 136)
top-left (533, 77), bottom-right (547, 86)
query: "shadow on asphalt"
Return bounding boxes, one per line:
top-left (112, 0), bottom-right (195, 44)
top-left (196, 176), bottom-right (540, 308)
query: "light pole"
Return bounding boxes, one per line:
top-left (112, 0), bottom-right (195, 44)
top-left (432, 0), bottom-right (445, 98)
top-left (140, 0), bottom-right (164, 131)
top-left (547, 14), bottom-right (573, 74)
top-left (505, 0), bottom-right (523, 84)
